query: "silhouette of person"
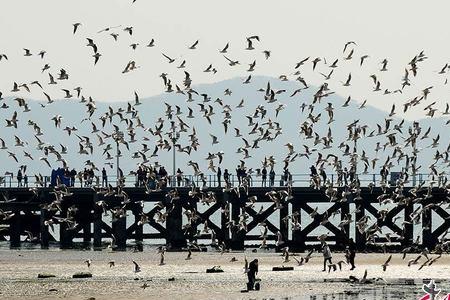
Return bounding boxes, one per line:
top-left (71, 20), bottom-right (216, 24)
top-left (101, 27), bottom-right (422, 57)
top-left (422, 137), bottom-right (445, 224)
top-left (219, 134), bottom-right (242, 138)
top-left (261, 167), bottom-right (267, 187)
top-left (247, 259), bottom-right (259, 290)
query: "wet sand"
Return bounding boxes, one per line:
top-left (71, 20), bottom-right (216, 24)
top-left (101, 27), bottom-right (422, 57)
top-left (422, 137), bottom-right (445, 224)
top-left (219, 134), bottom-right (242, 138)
top-left (0, 249), bottom-right (449, 300)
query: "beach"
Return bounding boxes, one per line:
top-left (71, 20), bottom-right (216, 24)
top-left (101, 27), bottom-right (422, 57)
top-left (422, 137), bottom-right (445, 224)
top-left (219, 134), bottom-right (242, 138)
top-left (0, 249), bottom-right (449, 300)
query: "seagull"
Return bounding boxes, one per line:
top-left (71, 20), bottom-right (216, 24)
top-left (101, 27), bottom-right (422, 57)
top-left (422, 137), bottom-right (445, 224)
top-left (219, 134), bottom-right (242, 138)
top-left (219, 43), bottom-right (229, 53)
top-left (84, 259), bottom-right (92, 268)
top-left (223, 55), bottom-right (239, 66)
top-left (162, 53), bottom-right (175, 63)
top-left (132, 260), bottom-right (141, 273)
top-left (73, 23), bottom-right (82, 34)
top-left (123, 26), bottom-right (133, 35)
top-left (381, 254), bottom-right (392, 271)
top-left (188, 40), bottom-right (199, 49)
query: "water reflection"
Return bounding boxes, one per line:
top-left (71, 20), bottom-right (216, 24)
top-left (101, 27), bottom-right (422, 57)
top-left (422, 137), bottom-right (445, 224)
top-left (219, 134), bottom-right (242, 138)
top-left (313, 279), bottom-right (450, 300)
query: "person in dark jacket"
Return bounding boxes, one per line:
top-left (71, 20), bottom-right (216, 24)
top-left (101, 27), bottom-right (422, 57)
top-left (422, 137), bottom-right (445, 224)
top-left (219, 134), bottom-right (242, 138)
top-left (322, 242), bottom-right (332, 272)
top-left (17, 169), bottom-right (23, 187)
top-left (247, 259), bottom-right (259, 291)
top-left (217, 167), bottom-right (222, 187)
top-left (269, 168), bottom-right (275, 187)
top-left (346, 238), bottom-right (357, 270)
top-left (223, 169), bottom-right (229, 185)
top-left (261, 167), bottom-right (267, 187)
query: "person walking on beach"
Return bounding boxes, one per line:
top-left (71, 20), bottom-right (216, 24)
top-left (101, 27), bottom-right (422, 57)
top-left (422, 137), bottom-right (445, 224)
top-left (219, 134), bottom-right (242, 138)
top-left (346, 238), bottom-right (357, 270)
top-left (322, 242), bottom-right (332, 272)
top-left (247, 258), bottom-right (259, 291)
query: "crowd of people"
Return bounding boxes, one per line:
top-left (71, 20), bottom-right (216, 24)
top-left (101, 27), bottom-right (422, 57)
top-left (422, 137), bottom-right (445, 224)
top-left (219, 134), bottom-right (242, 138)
top-left (6, 163), bottom-right (400, 189)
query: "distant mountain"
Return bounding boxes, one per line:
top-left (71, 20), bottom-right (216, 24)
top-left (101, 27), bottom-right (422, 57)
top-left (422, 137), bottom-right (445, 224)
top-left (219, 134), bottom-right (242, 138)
top-left (0, 76), bottom-right (446, 181)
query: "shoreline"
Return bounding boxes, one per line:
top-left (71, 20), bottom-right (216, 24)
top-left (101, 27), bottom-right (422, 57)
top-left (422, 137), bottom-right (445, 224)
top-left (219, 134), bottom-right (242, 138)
top-left (0, 250), bottom-right (449, 299)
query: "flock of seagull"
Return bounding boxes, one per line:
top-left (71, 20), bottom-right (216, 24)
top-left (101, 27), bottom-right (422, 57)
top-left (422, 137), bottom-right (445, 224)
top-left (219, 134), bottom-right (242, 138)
top-left (2, 2), bottom-right (450, 285)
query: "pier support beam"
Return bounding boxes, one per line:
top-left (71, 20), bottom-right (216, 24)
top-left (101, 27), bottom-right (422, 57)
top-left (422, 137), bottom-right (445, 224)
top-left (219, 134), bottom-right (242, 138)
top-left (40, 209), bottom-right (49, 249)
top-left (291, 201), bottom-right (305, 251)
top-left (60, 207), bottom-right (72, 249)
top-left (337, 201), bottom-right (350, 248)
top-left (354, 199), bottom-right (366, 251)
top-left (9, 211), bottom-right (21, 248)
top-left (422, 202), bottom-right (434, 248)
top-left (133, 204), bottom-right (143, 251)
top-left (279, 200), bottom-right (289, 249)
top-left (230, 192), bottom-right (244, 250)
top-left (166, 197), bottom-right (186, 249)
top-left (93, 194), bottom-right (102, 249)
top-left (221, 192), bottom-right (230, 244)
top-left (112, 215), bottom-right (127, 251)
top-left (402, 202), bottom-right (414, 247)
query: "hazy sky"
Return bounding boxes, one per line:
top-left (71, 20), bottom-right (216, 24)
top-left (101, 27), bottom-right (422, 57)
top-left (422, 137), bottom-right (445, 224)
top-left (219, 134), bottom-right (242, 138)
top-left (1, 0), bottom-right (450, 119)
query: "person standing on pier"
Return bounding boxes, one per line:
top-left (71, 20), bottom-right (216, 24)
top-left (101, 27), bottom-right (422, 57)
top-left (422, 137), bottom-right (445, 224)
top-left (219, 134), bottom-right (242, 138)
top-left (261, 167), bottom-right (267, 187)
top-left (380, 166), bottom-right (389, 183)
top-left (269, 167), bottom-right (275, 187)
top-left (348, 166), bottom-right (356, 183)
top-left (343, 167), bottom-right (348, 186)
top-left (17, 169), bottom-right (23, 187)
top-left (319, 168), bottom-right (327, 186)
top-left (176, 168), bottom-right (183, 187)
top-left (236, 165), bottom-right (242, 185)
top-left (102, 167), bottom-right (107, 187)
top-left (217, 166), bottom-right (222, 187)
top-left (223, 168), bottom-right (230, 187)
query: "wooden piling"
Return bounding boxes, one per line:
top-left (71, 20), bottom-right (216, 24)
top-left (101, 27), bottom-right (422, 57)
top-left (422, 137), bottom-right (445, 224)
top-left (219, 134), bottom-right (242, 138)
top-left (9, 211), bottom-right (21, 248)
top-left (166, 196), bottom-right (186, 249)
top-left (133, 204), bottom-right (143, 251)
top-left (40, 209), bottom-right (49, 249)
top-left (230, 191), bottom-right (244, 250)
top-left (112, 214), bottom-right (126, 250)
top-left (59, 206), bottom-right (72, 249)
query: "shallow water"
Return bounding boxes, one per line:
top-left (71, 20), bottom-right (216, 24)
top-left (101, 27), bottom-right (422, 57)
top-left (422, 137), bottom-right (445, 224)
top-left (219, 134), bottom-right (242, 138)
top-left (1, 249), bottom-right (449, 300)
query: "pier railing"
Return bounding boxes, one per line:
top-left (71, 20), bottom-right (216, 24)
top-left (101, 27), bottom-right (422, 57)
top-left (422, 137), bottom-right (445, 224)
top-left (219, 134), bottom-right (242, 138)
top-left (0, 172), bottom-right (442, 189)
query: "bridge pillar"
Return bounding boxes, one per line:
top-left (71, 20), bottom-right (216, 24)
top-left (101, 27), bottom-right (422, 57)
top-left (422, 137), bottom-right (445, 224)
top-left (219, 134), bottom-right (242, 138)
top-left (133, 204), bottom-right (143, 251)
top-left (354, 199), bottom-right (366, 251)
top-left (166, 197), bottom-right (186, 249)
top-left (291, 201), bottom-right (305, 251)
top-left (40, 209), bottom-right (49, 249)
top-left (112, 214), bottom-right (127, 250)
top-left (337, 201), bottom-right (350, 248)
top-left (279, 200), bottom-right (289, 249)
top-left (422, 204), bottom-right (434, 249)
top-left (93, 194), bottom-right (102, 249)
top-left (59, 207), bottom-right (73, 249)
top-left (402, 202), bottom-right (413, 247)
top-left (9, 211), bottom-right (21, 248)
top-left (230, 192), bottom-right (244, 250)
top-left (221, 192), bottom-right (230, 244)
top-left (80, 205), bottom-right (91, 245)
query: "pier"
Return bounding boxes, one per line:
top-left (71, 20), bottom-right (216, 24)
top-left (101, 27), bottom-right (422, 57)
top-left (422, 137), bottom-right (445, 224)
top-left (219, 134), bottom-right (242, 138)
top-left (0, 185), bottom-right (448, 252)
